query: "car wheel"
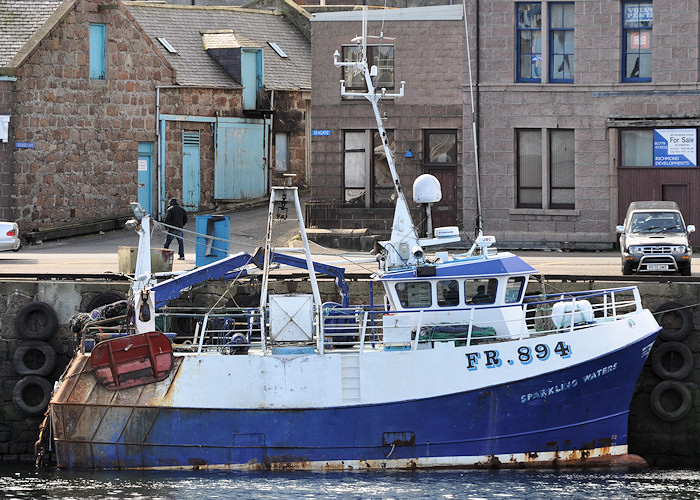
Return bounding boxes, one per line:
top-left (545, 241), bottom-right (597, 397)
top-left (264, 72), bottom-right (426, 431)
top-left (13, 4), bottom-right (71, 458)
top-left (680, 265), bottom-right (691, 276)
top-left (622, 264), bottom-right (633, 275)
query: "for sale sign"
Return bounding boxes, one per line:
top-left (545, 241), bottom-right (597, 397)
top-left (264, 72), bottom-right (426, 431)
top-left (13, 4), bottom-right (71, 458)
top-left (654, 129), bottom-right (697, 167)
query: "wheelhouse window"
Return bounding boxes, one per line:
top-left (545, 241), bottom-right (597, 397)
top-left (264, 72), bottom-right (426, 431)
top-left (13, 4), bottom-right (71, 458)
top-left (549, 3), bottom-right (574, 82)
top-left (517, 128), bottom-right (575, 209)
top-left (343, 130), bottom-right (394, 207)
top-left (424, 131), bottom-right (458, 165)
top-left (465, 279), bottom-right (497, 305)
top-left (622, 1), bottom-right (652, 82)
top-left (517, 3), bottom-right (542, 82)
top-left (342, 45), bottom-right (394, 92)
top-left (395, 281), bottom-right (432, 309)
top-left (505, 277), bottom-right (526, 303)
top-left (437, 280), bottom-right (460, 307)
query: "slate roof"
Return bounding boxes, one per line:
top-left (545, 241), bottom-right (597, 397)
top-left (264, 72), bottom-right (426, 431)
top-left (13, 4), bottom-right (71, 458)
top-left (0, 0), bottom-right (64, 67)
top-left (126, 2), bottom-right (311, 90)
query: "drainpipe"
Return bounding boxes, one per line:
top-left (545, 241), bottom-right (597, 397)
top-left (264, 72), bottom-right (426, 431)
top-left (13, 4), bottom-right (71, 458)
top-left (155, 86), bottom-right (161, 219)
top-left (159, 117), bottom-right (166, 217)
top-left (269, 89), bottom-right (275, 192)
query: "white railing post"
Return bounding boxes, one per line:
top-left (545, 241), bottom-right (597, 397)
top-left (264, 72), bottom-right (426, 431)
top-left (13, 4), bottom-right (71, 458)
top-left (412, 310), bottom-right (424, 350)
top-left (197, 314), bottom-right (209, 354)
top-left (466, 307), bottom-right (476, 345)
top-left (359, 310), bottom-right (368, 352)
top-left (569, 297), bottom-right (576, 332)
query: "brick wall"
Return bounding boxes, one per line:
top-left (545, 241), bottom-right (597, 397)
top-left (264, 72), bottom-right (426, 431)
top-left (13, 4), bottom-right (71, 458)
top-left (9, 0), bottom-right (175, 232)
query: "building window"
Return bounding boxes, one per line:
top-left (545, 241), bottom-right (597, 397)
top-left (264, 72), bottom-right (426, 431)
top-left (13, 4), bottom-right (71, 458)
top-left (517, 129), bottom-right (574, 209)
top-left (622, 1), bottom-right (652, 82)
top-left (517, 129), bottom-right (542, 207)
top-left (89, 24), bottom-right (106, 80)
top-left (549, 3), bottom-right (574, 82)
top-left (344, 130), bottom-right (394, 207)
top-left (342, 45), bottom-right (394, 92)
top-left (549, 129), bottom-right (575, 208)
top-left (516, 3), bottom-right (542, 82)
top-left (424, 131), bottom-right (458, 165)
top-left (275, 132), bottom-right (289, 172)
top-left (620, 129), bottom-right (653, 166)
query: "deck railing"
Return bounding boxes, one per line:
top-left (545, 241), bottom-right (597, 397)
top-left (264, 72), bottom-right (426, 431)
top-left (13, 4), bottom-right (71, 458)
top-left (80, 287), bottom-right (644, 354)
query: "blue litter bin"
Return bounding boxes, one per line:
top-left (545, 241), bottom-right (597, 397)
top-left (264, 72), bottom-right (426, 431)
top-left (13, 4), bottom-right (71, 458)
top-left (195, 215), bottom-right (230, 267)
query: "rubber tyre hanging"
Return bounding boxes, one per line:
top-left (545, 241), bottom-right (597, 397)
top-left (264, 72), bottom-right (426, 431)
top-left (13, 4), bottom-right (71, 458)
top-left (15, 302), bottom-right (58, 340)
top-left (651, 341), bottom-right (694, 380)
top-left (12, 341), bottom-right (57, 376)
top-left (85, 292), bottom-right (123, 312)
top-left (13, 375), bottom-right (53, 416)
top-left (649, 380), bottom-right (693, 422)
top-left (655, 301), bottom-right (693, 342)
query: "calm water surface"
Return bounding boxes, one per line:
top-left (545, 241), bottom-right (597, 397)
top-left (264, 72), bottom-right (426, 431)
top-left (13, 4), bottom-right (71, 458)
top-left (0, 466), bottom-right (699, 499)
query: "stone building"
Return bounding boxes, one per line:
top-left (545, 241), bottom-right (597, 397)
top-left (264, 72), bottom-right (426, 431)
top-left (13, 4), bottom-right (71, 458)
top-left (0, 0), bottom-right (311, 239)
top-left (309, 2), bottom-right (700, 250)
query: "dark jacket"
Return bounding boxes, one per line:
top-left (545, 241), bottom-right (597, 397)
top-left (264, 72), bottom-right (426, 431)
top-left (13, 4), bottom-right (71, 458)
top-left (164, 202), bottom-right (188, 231)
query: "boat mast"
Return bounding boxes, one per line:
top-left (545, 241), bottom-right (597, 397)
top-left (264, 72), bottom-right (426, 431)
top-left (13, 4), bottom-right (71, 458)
top-left (333, 8), bottom-right (419, 269)
top-left (463, 0), bottom-right (483, 236)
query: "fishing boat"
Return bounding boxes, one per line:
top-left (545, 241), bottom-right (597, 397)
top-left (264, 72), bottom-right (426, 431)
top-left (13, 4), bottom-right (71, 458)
top-left (40, 10), bottom-right (660, 470)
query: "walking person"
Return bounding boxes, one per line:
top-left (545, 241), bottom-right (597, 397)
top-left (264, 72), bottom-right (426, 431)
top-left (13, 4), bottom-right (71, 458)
top-left (163, 198), bottom-right (188, 260)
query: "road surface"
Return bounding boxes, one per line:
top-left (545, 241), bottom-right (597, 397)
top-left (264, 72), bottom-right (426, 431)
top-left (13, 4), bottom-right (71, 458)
top-left (0, 203), bottom-right (687, 278)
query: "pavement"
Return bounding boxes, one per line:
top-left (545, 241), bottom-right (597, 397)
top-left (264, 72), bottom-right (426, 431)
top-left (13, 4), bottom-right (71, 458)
top-left (0, 203), bottom-right (378, 276)
top-left (0, 202), bottom-right (683, 278)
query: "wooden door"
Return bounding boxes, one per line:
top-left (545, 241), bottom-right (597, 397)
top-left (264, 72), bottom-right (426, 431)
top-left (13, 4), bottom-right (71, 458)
top-left (426, 167), bottom-right (458, 229)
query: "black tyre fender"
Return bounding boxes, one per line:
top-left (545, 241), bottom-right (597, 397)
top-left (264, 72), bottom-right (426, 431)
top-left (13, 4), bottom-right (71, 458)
top-left (170, 314), bottom-right (197, 338)
top-left (651, 341), bottom-right (694, 380)
top-left (85, 292), bottom-right (123, 312)
top-left (12, 340), bottom-right (57, 376)
top-left (166, 300), bottom-right (198, 339)
top-left (15, 302), bottom-right (59, 340)
top-left (649, 380), bottom-right (693, 422)
top-left (655, 301), bottom-right (693, 341)
top-left (13, 375), bottom-right (53, 416)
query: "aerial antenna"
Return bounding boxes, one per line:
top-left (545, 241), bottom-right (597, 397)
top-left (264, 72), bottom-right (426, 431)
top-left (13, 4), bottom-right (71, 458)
top-left (463, 0), bottom-right (483, 237)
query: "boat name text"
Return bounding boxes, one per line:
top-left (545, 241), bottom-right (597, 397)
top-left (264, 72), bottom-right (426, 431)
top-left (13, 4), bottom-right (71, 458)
top-left (519, 363), bottom-right (618, 403)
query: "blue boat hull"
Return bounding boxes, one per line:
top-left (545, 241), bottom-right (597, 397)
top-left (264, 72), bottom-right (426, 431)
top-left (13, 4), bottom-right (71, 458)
top-left (51, 332), bottom-right (655, 470)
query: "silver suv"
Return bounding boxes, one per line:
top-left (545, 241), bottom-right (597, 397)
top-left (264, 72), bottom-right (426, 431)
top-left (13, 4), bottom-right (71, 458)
top-left (616, 201), bottom-right (694, 276)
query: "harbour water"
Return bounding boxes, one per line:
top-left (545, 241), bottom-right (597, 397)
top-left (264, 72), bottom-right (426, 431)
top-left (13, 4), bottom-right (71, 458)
top-left (0, 465), bottom-right (699, 499)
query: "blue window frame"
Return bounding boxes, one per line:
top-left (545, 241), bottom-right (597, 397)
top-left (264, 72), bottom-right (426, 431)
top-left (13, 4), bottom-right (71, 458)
top-left (622, 1), bottom-right (652, 82)
top-left (549, 3), bottom-right (574, 83)
top-left (89, 24), bottom-right (106, 80)
top-left (516, 3), bottom-right (542, 82)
